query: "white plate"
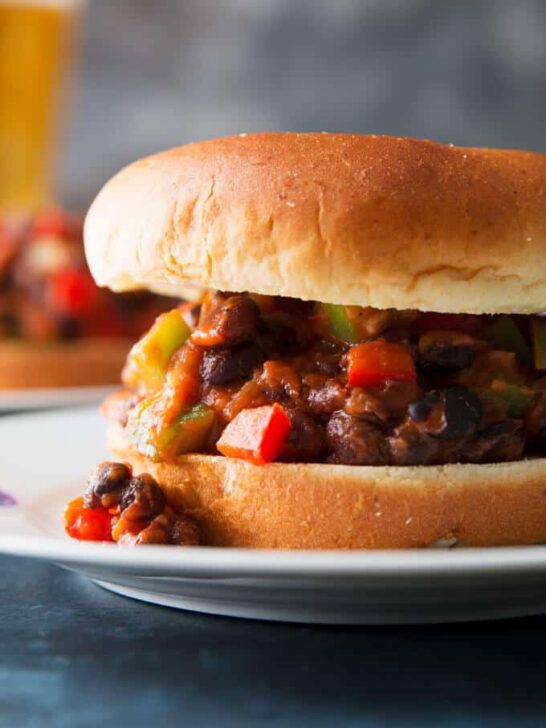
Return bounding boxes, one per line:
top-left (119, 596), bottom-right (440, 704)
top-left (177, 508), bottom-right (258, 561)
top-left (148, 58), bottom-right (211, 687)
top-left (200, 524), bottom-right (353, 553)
top-left (0, 385), bottom-right (115, 412)
top-left (3, 407), bottom-right (546, 624)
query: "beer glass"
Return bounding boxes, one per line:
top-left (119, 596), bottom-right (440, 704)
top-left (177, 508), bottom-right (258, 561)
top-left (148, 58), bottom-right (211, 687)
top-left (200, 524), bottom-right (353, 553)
top-left (0, 0), bottom-right (82, 212)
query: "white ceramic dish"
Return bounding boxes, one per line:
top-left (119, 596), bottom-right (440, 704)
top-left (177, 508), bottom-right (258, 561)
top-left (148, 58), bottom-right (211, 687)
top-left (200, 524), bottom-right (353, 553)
top-left (2, 406), bottom-right (546, 624)
top-left (0, 386), bottom-right (115, 412)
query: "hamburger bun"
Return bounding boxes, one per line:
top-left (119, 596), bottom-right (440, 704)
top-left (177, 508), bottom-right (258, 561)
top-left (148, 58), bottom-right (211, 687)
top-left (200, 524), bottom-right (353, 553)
top-left (86, 133), bottom-right (546, 550)
top-left (0, 338), bottom-right (131, 389)
top-left (108, 423), bottom-right (546, 549)
top-left (86, 132), bottom-right (546, 314)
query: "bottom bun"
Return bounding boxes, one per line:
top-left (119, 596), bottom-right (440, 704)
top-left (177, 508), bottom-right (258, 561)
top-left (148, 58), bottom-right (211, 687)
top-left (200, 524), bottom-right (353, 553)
top-left (0, 339), bottom-right (133, 389)
top-left (109, 423), bottom-right (546, 549)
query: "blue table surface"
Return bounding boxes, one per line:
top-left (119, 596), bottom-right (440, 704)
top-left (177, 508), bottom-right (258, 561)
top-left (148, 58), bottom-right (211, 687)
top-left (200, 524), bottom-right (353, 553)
top-left (2, 555), bottom-right (546, 727)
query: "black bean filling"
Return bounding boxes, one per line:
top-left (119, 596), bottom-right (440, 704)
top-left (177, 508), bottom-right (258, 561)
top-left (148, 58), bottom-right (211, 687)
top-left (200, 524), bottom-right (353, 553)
top-left (114, 291), bottom-right (546, 466)
top-left (84, 461), bottom-right (200, 545)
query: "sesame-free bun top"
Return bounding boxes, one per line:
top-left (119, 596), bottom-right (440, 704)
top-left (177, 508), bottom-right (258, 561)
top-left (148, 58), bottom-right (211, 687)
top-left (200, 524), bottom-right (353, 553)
top-left (85, 133), bottom-right (546, 313)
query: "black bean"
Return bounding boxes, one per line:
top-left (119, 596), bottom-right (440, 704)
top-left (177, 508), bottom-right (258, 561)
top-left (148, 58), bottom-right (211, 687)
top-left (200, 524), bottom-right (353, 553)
top-left (200, 343), bottom-right (263, 385)
top-left (306, 379), bottom-right (346, 414)
top-left (259, 312), bottom-right (312, 355)
top-left (326, 411), bottom-right (388, 465)
top-left (388, 425), bottom-right (439, 465)
top-left (464, 420), bottom-right (525, 463)
top-left (408, 396), bottom-right (435, 422)
top-left (193, 295), bottom-right (259, 347)
top-left (440, 388), bottom-right (482, 438)
top-left (280, 410), bottom-right (326, 462)
top-left (418, 331), bottom-right (474, 371)
top-left (135, 510), bottom-right (201, 546)
top-left (315, 355), bottom-right (341, 376)
top-left (344, 387), bottom-right (389, 424)
top-left (120, 473), bottom-right (166, 522)
top-left (257, 361), bottom-right (302, 402)
top-left (84, 461), bottom-right (131, 508)
top-left (408, 387), bottom-right (481, 440)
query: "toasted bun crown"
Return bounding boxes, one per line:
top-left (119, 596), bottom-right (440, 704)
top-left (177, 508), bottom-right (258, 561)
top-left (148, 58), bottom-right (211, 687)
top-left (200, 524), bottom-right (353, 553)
top-left (85, 133), bottom-right (546, 313)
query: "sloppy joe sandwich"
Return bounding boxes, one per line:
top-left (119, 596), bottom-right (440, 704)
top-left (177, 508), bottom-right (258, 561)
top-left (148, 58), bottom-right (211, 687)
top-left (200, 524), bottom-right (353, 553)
top-left (75, 133), bottom-right (546, 549)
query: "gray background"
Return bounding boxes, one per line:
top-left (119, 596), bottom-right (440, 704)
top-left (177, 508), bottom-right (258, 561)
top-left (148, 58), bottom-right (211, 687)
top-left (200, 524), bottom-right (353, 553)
top-left (63, 0), bottom-right (546, 206)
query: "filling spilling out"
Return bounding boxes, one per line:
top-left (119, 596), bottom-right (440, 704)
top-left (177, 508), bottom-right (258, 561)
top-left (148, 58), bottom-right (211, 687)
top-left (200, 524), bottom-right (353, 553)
top-left (102, 290), bottom-right (546, 468)
top-left (65, 461), bottom-right (201, 545)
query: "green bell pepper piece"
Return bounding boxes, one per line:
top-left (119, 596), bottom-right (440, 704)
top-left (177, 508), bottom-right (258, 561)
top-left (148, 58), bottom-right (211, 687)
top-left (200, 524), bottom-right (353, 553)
top-left (531, 317), bottom-right (546, 370)
top-left (129, 397), bottom-right (215, 461)
top-left (125, 308), bottom-right (190, 390)
top-left (490, 379), bottom-right (534, 417)
top-left (171, 403), bottom-right (216, 455)
top-left (485, 315), bottom-right (531, 363)
top-left (320, 303), bottom-right (361, 343)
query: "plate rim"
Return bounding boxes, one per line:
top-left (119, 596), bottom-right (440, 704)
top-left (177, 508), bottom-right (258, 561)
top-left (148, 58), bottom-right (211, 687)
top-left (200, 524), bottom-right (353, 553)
top-left (0, 385), bottom-right (116, 411)
top-left (3, 530), bottom-right (546, 578)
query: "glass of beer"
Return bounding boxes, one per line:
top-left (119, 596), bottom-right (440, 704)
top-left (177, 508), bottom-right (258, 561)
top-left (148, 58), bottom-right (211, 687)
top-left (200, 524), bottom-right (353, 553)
top-left (0, 0), bottom-right (83, 213)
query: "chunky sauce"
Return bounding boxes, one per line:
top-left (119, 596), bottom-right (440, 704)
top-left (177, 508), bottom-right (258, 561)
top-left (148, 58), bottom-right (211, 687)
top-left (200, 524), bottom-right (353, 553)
top-left (104, 291), bottom-right (546, 467)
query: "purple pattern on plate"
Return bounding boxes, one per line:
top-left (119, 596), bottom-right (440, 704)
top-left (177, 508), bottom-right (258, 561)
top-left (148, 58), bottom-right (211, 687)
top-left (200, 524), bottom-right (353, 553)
top-left (0, 490), bottom-right (16, 507)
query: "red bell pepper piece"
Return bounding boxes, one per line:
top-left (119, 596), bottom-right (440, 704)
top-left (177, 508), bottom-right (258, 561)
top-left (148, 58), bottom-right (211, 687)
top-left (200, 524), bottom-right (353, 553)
top-left (64, 497), bottom-right (114, 542)
top-left (31, 208), bottom-right (81, 240)
top-left (47, 268), bottom-right (98, 316)
top-left (346, 340), bottom-right (416, 387)
top-left (216, 404), bottom-right (291, 465)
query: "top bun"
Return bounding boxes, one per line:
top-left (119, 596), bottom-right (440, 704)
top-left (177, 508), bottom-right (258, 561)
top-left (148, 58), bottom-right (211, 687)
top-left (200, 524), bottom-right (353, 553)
top-left (85, 133), bottom-right (546, 314)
